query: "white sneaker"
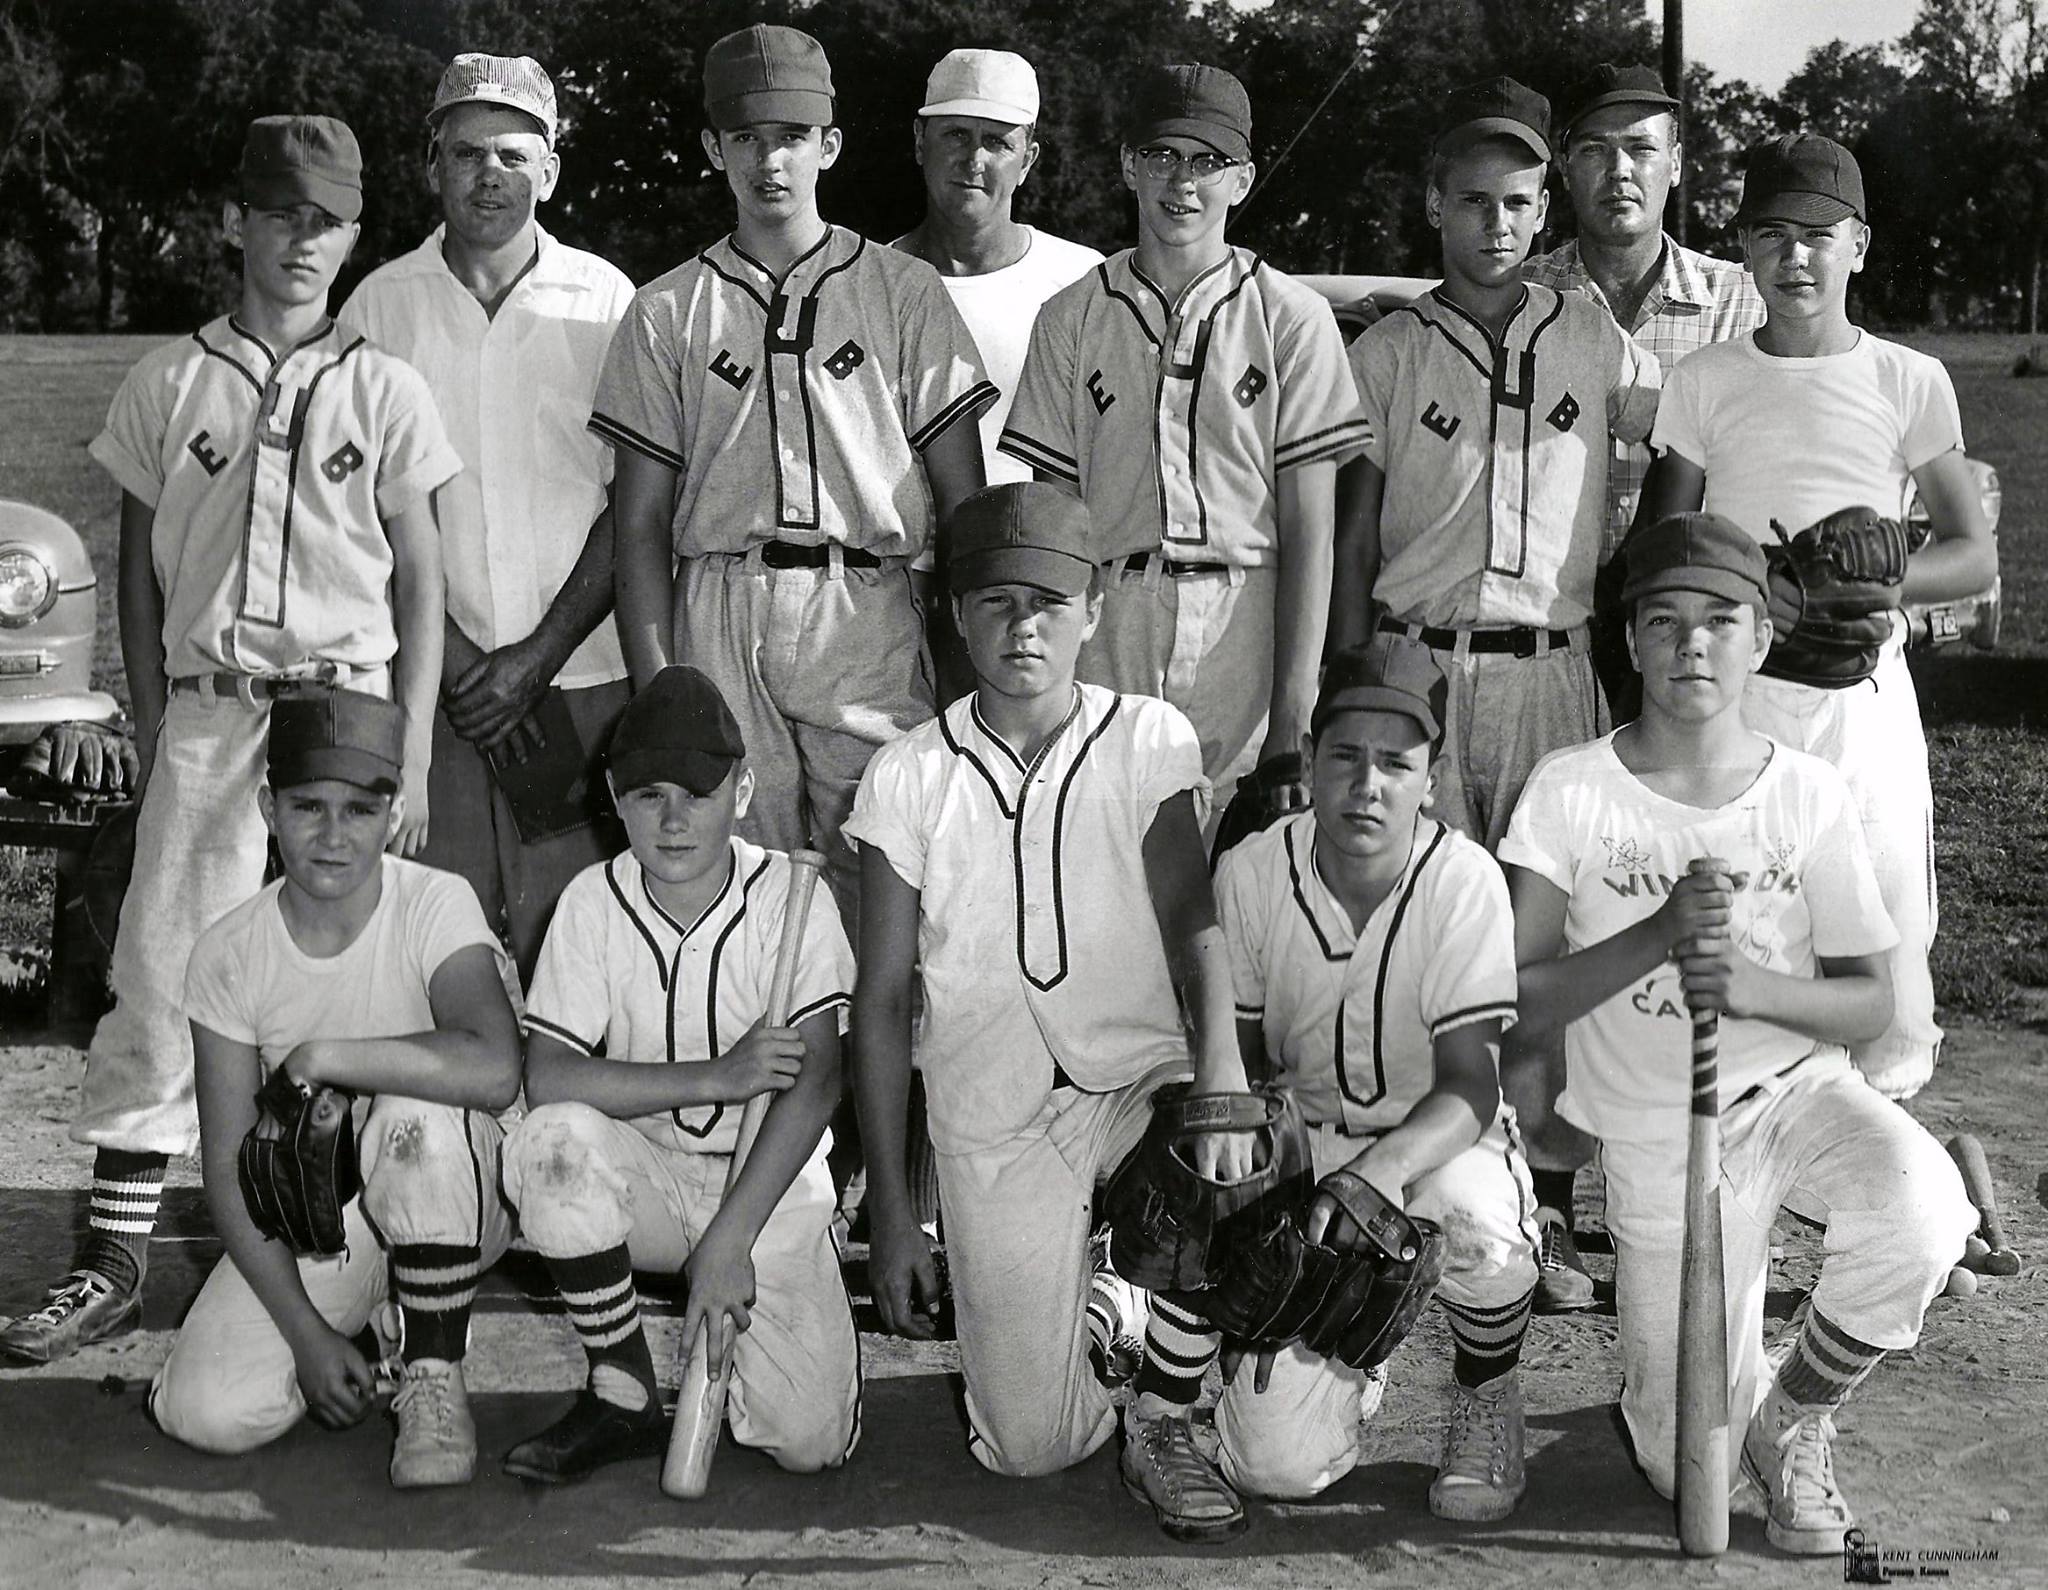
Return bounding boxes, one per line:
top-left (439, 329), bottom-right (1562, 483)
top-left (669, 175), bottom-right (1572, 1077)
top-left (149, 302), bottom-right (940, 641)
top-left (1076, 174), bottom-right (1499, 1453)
top-left (1429, 1370), bottom-right (1526, 1522)
top-left (1121, 1399), bottom-right (1247, 1543)
top-left (1741, 1383), bottom-right (1855, 1555)
top-left (390, 1359), bottom-right (477, 1488)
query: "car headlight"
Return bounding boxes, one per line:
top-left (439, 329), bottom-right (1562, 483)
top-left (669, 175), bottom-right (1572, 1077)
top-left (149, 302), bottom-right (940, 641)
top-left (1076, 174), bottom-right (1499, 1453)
top-left (0, 543), bottom-right (58, 627)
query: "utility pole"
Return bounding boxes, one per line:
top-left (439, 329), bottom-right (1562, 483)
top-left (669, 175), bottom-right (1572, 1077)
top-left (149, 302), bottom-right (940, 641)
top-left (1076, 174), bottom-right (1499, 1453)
top-left (1664, 0), bottom-right (1686, 245)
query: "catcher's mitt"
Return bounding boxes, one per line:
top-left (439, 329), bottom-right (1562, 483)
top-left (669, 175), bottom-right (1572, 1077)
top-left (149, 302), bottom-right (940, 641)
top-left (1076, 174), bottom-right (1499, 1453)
top-left (1210, 752), bottom-right (1310, 869)
top-left (238, 1066), bottom-right (359, 1255)
top-left (1103, 1084), bottom-right (1311, 1293)
top-left (1761, 506), bottom-right (1909, 690)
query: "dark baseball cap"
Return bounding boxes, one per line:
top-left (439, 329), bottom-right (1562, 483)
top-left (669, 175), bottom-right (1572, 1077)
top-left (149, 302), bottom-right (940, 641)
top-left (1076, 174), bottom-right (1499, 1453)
top-left (1311, 636), bottom-right (1449, 746)
top-left (1735, 132), bottom-right (1865, 226)
top-left (948, 483), bottom-right (1099, 597)
top-left (704, 24), bottom-right (835, 130)
top-left (1621, 512), bottom-right (1769, 609)
top-left (1561, 63), bottom-right (1680, 137)
top-left (1125, 64), bottom-right (1253, 164)
top-left (239, 115), bottom-right (363, 222)
top-left (1436, 76), bottom-right (1551, 164)
top-left (268, 688), bottom-right (404, 793)
top-left (609, 666), bottom-right (746, 796)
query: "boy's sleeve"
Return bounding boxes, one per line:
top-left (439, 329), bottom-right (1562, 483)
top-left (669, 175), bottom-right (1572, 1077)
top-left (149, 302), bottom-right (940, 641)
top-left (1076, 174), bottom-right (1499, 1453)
top-left (408, 869), bottom-right (516, 1000)
top-left (1495, 759), bottom-right (1575, 894)
top-left (1420, 848), bottom-right (1520, 1038)
top-left (1273, 292), bottom-right (1374, 471)
top-left (1605, 318), bottom-right (1663, 447)
top-left (1347, 324), bottom-right (1396, 472)
top-left (1213, 846), bottom-right (1268, 1021)
top-left (898, 266), bottom-right (999, 453)
top-left (1647, 348), bottom-right (1709, 465)
top-left (1802, 772), bottom-right (1900, 960)
top-left (1133, 700), bottom-right (1211, 826)
top-left (88, 356), bottom-right (172, 508)
top-left (588, 290), bottom-right (690, 471)
top-left (1899, 355), bottom-right (1966, 472)
top-left (997, 289), bottom-right (1083, 484)
top-left (525, 875), bottom-right (615, 1054)
top-left (841, 741), bottom-right (930, 892)
top-left (185, 917), bottom-right (255, 1044)
top-left (373, 360), bottom-right (464, 520)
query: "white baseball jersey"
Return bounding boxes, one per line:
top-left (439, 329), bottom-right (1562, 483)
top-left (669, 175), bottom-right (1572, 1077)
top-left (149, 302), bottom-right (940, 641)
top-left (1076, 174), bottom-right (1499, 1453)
top-left (1216, 811), bottom-right (1518, 1135)
top-left (89, 316), bottom-right (460, 679)
top-left (524, 839), bottom-right (855, 1157)
top-left (843, 683), bottom-right (1207, 1156)
top-left (340, 225), bottom-right (636, 689)
top-left (999, 247), bottom-right (1372, 564)
top-left (1350, 284), bottom-right (1661, 629)
top-left (589, 226), bottom-right (996, 559)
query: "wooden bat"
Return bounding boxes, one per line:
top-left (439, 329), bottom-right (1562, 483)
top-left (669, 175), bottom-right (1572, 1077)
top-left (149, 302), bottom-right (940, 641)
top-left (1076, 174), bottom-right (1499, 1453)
top-left (1947, 1132), bottom-right (2022, 1276)
top-left (662, 849), bottom-right (826, 1499)
top-left (1675, 856), bottom-right (1730, 1558)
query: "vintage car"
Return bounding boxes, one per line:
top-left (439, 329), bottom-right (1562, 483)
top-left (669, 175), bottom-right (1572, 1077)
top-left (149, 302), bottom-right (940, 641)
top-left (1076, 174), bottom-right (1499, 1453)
top-left (0, 499), bottom-right (119, 751)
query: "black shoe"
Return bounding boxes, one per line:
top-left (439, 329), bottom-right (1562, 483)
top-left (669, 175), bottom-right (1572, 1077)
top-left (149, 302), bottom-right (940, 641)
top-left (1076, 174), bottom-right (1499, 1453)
top-left (1, 1270), bottom-right (141, 1364)
top-left (502, 1389), bottom-right (667, 1484)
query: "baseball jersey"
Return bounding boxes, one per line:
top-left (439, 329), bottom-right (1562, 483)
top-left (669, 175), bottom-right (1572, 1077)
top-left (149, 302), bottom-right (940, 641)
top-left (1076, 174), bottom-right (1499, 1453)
top-left (340, 225), bottom-right (636, 690)
top-left (89, 317), bottom-right (461, 679)
top-left (589, 226), bottom-right (997, 559)
top-left (843, 683), bottom-right (1206, 1155)
top-left (999, 247), bottom-right (1372, 564)
top-left (1525, 237), bottom-right (1764, 559)
top-left (1216, 811), bottom-right (1517, 1136)
top-left (1651, 331), bottom-right (1964, 542)
top-left (524, 839), bottom-right (855, 1157)
top-left (1351, 284), bottom-right (1662, 629)
top-left (185, 856), bottom-right (506, 1084)
top-left (1498, 734), bottom-right (1896, 1143)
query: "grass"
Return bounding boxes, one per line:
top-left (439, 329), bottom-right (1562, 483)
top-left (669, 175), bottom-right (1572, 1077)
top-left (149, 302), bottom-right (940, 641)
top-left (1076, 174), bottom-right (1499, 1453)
top-left (3, 331), bottom-right (2047, 1025)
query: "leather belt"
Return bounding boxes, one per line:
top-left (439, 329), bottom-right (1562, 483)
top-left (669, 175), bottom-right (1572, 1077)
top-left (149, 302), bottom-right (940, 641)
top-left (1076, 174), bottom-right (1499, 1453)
top-left (168, 670), bottom-right (348, 704)
top-left (760, 540), bottom-right (881, 570)
top-left (1121, 551), bottom-right (1234, 578)
top-left (1377, 615), bottom-right (1575, 658)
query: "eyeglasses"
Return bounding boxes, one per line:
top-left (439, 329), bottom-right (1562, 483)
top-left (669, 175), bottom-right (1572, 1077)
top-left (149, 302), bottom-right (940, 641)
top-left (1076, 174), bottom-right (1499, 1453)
top-left (1134, 146), bottom-right (1241, 185)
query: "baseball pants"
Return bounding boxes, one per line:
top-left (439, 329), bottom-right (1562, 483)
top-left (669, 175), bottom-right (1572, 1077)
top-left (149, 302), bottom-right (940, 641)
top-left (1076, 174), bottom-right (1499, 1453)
top-left (502, 1102), bottom-right (860, 1474)
top-left (1600, 1053), bottom-right (1972, 1500)
top-left (678, 550), bottom-right (934, 942)
top-left (151, 1097), bottom-right (511, 1454)
top-left (1743, 639), bottom-right (1939, 1097)
top-left (1215, 1111), bottom-right (1541, 1499)
top-left (937, 1061), bottom-right (1186, 1478)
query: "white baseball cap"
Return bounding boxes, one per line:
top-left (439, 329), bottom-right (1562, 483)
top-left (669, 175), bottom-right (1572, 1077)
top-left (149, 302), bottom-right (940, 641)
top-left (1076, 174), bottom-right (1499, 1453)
top-left (429, 53), bottom-right (559, 145)
top-left (919, 49), bottom-right (1039, 125)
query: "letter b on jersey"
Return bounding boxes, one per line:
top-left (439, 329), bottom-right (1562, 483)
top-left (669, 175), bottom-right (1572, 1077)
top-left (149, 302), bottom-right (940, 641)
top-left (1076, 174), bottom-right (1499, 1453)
top-left (321, 442), bottom-right (364, 483)
top-left (1546, 392), bottom-right (1581, 433)
top-left (1232, 364), bottom-right (1268, 409)
top-left (824, 340), bottom-right (866, 381)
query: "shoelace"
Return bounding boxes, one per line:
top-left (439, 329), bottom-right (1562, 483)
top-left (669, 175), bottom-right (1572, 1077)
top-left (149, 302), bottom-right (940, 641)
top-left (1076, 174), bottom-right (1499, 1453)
top-left (1443, 1388), bottom-right (1510, 1477)
top-left (1538, 1218), bottom-right (1572, 1271)
top-left (1777, 1412), bottom-right (1844, 1515)
top-left (394, 1369), bottom-right (456, 1434)
top-left (22, 1273), bottom-right (108, 1327)
top-left (1134, 1418), bottom-right (1228, 1508)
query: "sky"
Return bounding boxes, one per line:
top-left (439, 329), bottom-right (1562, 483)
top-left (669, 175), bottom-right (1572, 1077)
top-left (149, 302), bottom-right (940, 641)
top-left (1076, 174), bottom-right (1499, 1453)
top-left (1667, 0), bottom-right (1924, 91)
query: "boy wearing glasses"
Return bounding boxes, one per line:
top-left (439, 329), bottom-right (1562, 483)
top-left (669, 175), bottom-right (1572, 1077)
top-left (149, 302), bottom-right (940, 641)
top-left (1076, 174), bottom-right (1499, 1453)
top-left (1001, 64), bottom-right (1369, 821)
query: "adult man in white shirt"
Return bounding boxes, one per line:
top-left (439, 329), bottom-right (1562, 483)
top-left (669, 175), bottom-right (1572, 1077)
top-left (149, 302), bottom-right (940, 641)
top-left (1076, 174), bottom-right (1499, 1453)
top-left (343, 53), bottom-right (637, 978)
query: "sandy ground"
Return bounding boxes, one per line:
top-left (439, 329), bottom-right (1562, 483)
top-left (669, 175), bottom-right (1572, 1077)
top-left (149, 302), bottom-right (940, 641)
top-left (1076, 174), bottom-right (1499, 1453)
top-left (0, 1024), bottom-right (2041, 1590)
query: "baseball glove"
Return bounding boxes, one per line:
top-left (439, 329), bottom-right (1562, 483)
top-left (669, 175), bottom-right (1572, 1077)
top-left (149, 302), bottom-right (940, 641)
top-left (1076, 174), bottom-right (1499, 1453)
top-left (1761, 506), bottom-right (1910, 689)
top-left (238, 1066), bottom-right (359, 1255)
top-left (1210, 752), bottom-right (1310, 869)
top-left (1103, 1083), bottom-right (1312, 1293)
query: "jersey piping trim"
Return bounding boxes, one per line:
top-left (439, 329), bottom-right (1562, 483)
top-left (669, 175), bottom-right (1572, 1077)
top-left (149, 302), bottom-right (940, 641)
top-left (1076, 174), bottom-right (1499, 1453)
top-left (605, 856), bottom-right (670, 992)
top-left (672, 853), bottom-right (770, 1141)
top-left (1284, 822), bottom-right (1349, 962)
top-left (698, 250), bottom-right (773, 313)
top-left (525, 1013), bottom-right (597, 1055)
top-left (995, 428), bottom-right (1080, 482)
top-left (789, 990), bottom-right (851, 1028)
top-left (1275, 416), bottom-right (1376, 469)
top-left (1430, 1000), bottom-right (1518, 1036)
top-left (1331, 822), bottom-right (1450, 1112)
top-left (911, 381), bottom-right (1001, 452)
top-left (1021, 695), bottom-right (1121, 992)
top-left (589, 412), bottom-right (689, 472)
top-left (939, 707), bottom-right (1020, 819)
top-left (1393, 302), bottom-right (1492, 383)
top-left (191, 330), bottom-right (263, 395)
top-left (1100, 265), bottom-right (1164, 350)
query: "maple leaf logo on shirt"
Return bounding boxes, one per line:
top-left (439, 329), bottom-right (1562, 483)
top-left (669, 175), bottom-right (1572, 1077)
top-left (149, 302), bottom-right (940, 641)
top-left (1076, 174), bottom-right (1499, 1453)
top-left (1602, 834), bottom-right (1651, 872)
top-left (1767, 838), bottom-right (1800, 873)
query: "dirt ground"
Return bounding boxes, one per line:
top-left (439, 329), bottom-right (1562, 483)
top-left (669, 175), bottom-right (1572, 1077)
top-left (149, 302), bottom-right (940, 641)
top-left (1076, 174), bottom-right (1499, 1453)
top-left (0, 1024), bottom-right (2040, 1590)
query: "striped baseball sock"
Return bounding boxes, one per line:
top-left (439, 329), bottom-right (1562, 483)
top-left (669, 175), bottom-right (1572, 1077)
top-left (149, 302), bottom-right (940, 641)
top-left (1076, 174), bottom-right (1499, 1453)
top-left (1442, 1285), bottom-right (1536, 1389)
top-left (391, 1243), bottom-right (483, 1364)
top-left (78, 1149), bottom-right (167, 1296)
top-left (1774, 1307), bottom-right (1885, 1409)
top-left (1131, 1292), bottom-right (1217, 1407)
top-left (551, 1245), bottom-right (656, 1412)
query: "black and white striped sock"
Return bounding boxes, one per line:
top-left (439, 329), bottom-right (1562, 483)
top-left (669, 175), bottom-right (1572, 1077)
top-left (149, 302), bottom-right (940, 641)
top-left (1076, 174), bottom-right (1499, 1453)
top-left (551, 1244), bottom-right (656, 1411)
top-left (79, 1148), bottom-right (167, 1295)
top-left (1132, 1292), bottom-right (1217, 1407)
top-left (392, 1243), bottom-right (483, 1364)
top-left (1442, 1285), bottom-right (1535, 1389)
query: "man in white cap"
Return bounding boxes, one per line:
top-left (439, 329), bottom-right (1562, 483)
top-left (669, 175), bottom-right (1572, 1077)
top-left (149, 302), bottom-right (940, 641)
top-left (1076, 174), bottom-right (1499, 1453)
top-left (343, 53), bottom-right (637, 980)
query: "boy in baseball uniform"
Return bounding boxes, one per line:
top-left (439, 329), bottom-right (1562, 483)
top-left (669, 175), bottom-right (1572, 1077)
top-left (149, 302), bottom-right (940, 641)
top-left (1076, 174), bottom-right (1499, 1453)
top-left (151, 691), bottom-right (522, 1489)
top-left (3, 117), bottom-right (459, 1365)
top-left (847, 482), bottom-right (1257, 1542)
top-left (1212, 638), bottom-right (1540, 1521)
top-left (1640, 134), bottom-right (1995, 1101)
top-left (1499, 512), bottom-right (1974, 1554)
top-left (1000, 64), bottom-right (1369, 820)
top-left (597, 23), bottom-right (994, 934)
top-left (1333, 77), bottom-right (1661, 850)
top-left (500, 665), bottom-right (860, 1485)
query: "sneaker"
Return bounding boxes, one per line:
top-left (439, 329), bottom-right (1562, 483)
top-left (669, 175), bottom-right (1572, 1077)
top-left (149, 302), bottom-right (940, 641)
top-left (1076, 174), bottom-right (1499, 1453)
top-left (1358, 1361), bottom-right (1389, 1423)
top-left (1121, 1400), bottom-right (1248, 1543)
top-left (1741, 1387), bottom-right (1855, 1555)
top-left (1429, 1370), bottom-right (1526, 1522)
top-left (1533, 1207), bottom-right (1595, 1314)
top-left (1086, 1233), bottom-right (1149, 1389)
top-left (0, 1270), bottom-right (141, 1364)
top-left (390, 1359), bottom-right (477, 1488)
top-left (503, 1388), bottom-right (667, 1484)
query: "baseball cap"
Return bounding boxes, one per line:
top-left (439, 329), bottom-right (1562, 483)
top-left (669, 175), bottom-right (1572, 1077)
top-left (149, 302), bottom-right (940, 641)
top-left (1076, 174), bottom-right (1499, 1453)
top-left (947, 483), bottom-right (1099, 597)
top-left (267, 689), bottom-right (404, 794)
top-left (704, 24), bottom-right (834, 130)
top-left (1561, 63), bottom-right (1679, 136)
top-left (238, 115), bottom-right (363, 222)
top-left (427, 53), bottom-right (558, 145)
top-left (1621, 512), bottom-right (1769, 609)
top-left (1311, 637), bottom-right (1449, 746)
top-left (608, 666), bottom-right (747, 796)
top-left (920, 49), bottom-right (1039, 125)
top-left (1735, 132), bottom-right (1866, 225)
top-left (1124, 64), bottom-right (1253, 164)
top-left (1435, 76), bottom-right (1552, 164)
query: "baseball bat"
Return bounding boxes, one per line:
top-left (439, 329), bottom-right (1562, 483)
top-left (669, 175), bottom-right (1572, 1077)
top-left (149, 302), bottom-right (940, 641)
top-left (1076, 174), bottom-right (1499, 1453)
top-left (1947, 1133), bottom-right (2022, 1276)
top-left (662, 848), bottom-right (826, 1499)
top-left (1675, 856), bottom-right (1730, 1558)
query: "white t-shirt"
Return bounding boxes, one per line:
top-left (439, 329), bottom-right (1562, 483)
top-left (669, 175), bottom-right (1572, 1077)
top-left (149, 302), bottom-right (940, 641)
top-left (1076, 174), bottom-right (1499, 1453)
top-left (891, 228), bottom-right (1105, 485)
top-left (185, 857), bottom-right (506, 1082)
top-left (1498, 734), bottom-right (1895, 1143)
top-left (1651, 330), bottom-right (1965, 541)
